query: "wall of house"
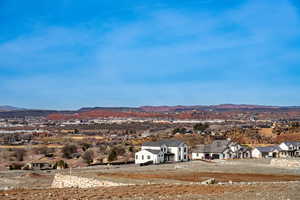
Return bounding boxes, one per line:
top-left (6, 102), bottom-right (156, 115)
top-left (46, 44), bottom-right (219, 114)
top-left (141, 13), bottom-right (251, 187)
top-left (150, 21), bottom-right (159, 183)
top-left (279, 143), bottom-right (289, 151)
top-left (135, 150), bottom-right (161, 164)
top-left (168, 144), bottom-right (188, 162)
top-left (168, 147), bottom-right (179, 161)
top-left (192, 152), bottom-right (205, 160)
top-left (181, 144), bottom-right (188, 161)
top-left (251, 149), bottom-right (262, 158)
top-left (278, 151), bottom-right (290, 158)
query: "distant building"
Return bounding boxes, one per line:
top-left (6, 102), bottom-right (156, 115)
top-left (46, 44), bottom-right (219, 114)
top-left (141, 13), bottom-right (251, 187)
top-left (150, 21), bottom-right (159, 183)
top-left (279, 141), bottom-right (300, 157)
top-left (22, 162), bottom-right (53, 170)
top-left (252, 141), bottom-right (300, 158)
top-left (135, 139), bottom-right (189, 165)
top-left (192, 139), bottom-right (251, 160)
top-left (252, 146), bottom-right (281, 158)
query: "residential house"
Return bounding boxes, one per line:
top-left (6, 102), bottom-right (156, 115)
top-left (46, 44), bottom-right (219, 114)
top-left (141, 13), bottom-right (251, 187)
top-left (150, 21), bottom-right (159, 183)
top-left (135, 139), bottom-right (188, 165)
top-left (192, 139), bottom-right (251, 160)
top-left (278, 141), bottom-right (300, 157)
top-left (252, 146), bottom-right (281, 158)
top-left (22, 162), bottom-right (53, 170)
top-left (252, 141), bottom-right (300, 158)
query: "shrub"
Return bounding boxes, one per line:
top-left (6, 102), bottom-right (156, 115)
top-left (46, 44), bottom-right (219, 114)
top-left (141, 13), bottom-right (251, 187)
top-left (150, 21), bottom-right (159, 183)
top-left (80, 142), bottom-right (92, 152)
top-left (172, 127), bottom-right (187, 134)
top-left (35, 146), bottom-right (54, 156)
top-left (62, 144), bottom-right (77, 159)
top-left (14, 149), bottom-right (26, 161)
top-left (128, 146), bottom-right (134, 153)
top-left (54, 160), bottom-right (68, 169)
top-left (108, 148), bottom-right (117, 162)
top-left (115, 146), bottom-right (126, 156)
top-left (81, 150), bottom-right (94, 164)
top-left (193, 123), bottom-right (209, 133)
top-left (9, 163), bottom-right (24, 170)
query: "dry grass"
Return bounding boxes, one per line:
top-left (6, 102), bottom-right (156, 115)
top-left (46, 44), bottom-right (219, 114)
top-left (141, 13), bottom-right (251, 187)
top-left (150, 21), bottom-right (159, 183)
top-left (258, 128), bottom-right (274, 137)
top-left (64, 136), bottom-right (104, 140)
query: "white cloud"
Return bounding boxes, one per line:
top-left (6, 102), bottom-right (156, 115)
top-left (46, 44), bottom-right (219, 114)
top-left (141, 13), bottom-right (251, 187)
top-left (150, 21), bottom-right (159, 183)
top-left (1, 0), bottom-right (300, 108)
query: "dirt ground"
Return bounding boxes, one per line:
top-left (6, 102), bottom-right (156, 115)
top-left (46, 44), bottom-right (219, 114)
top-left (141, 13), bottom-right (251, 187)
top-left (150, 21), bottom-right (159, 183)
top-left (258, 128), bottom-right (274, 137)
top-left (98, 171), bottom-right (300, 182)
top-left (1, 182), bottom-right (300, 200)
top-left (1, 159), bottom-right (300, 199)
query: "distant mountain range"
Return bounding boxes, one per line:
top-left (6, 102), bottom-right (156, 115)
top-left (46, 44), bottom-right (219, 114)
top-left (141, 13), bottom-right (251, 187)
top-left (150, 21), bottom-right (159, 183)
top-left (0, 105), bottom-right (24, 112)
top-left (1, 104), bottom-right (300, 119)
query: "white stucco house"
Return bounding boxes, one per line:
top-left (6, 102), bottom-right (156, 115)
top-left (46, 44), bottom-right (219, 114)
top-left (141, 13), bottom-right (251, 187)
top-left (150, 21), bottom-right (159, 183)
top-left (135, 139), bottom-right (189, 165)
top-left (192, 139), bottom-right (251, 160)
top-left (252, 141), bottom-right (300, 158)
top-left (278, 141), bottom-right (300, 157)
top-left (251, 146), bottom-right (281, 158)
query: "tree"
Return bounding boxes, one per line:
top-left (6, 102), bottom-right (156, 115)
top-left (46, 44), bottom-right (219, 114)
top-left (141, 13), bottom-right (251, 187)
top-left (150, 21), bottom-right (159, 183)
top-left (128, 146), bottom-right (134, 153)
top-left (54, 160), bottom-right (68, 169)
top-left (115, 146), bottom-right (126, 156)
top-left (80, 142), bottom-right (92, 152)
top-left (82, 150), bottom-right (94, 164)
top-left (14, 149), bottom-right (26, 161)
top-left (108, 148), bottom-right (117, 162)
top-left (35, 146), bottom-right (54, 156)
top-left (193, 123), bottom-right (209, 133)
top-left (172, 127), bottom-right (187, 134)
top-left (62, 144), bottom-right (77, 159)
top-left (74, 129), bottom-right (80, 134)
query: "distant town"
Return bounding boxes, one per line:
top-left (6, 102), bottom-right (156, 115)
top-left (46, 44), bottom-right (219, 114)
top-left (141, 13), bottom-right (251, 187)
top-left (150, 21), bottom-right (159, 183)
top-left (1, 104), bottom-right (300, 200)
top-left (0, 104), bottom-right (300, 171)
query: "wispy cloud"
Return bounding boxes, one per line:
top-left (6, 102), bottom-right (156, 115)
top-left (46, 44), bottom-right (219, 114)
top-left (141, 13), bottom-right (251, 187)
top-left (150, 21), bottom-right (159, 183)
top-left (0, 0), bottom-right (300, 109)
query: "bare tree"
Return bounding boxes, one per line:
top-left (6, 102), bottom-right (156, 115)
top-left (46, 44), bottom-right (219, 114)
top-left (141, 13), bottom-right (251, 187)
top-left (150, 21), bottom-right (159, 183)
top-left (82, 150), bottom-right (94, 164)
top-left (14, 149), bottom-right (26, 161)
top-left (62, 144), bottom-right (77, 159)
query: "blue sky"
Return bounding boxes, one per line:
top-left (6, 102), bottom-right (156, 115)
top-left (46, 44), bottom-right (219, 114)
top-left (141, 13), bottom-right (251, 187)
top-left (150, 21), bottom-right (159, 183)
top-left (0, 0), bottom-right (300, 109)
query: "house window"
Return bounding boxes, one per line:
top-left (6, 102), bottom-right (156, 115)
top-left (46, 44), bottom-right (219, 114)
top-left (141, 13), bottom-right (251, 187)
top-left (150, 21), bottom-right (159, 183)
top-left (142, 155), bottom-right (144, 160)
top-left (136, 155), bottom-right (138, 159)
top-left (184, 147), bottom-right (187, 153)
top-left (147, 155), bottom-right (151, 159)
top-left (197, 153), bottom-right (199, 157)
top-left (179, 155), bottom-right (181, 160)
top-left (184, 155), bottom-right (187, 159)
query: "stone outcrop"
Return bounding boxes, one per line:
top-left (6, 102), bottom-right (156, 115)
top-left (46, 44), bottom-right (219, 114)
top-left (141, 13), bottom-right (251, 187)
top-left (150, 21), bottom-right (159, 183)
top-left (270, 158), bottom-right (300, 168)
top-left (51, 174), bottom-right (127, 188)
top-left (201, 178), bottom-right (217, 185)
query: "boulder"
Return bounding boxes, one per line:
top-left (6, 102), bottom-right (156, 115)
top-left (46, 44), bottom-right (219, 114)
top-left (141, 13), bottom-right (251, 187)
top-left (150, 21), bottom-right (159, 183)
top-left (201, 178), bottom-right (217, 185)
